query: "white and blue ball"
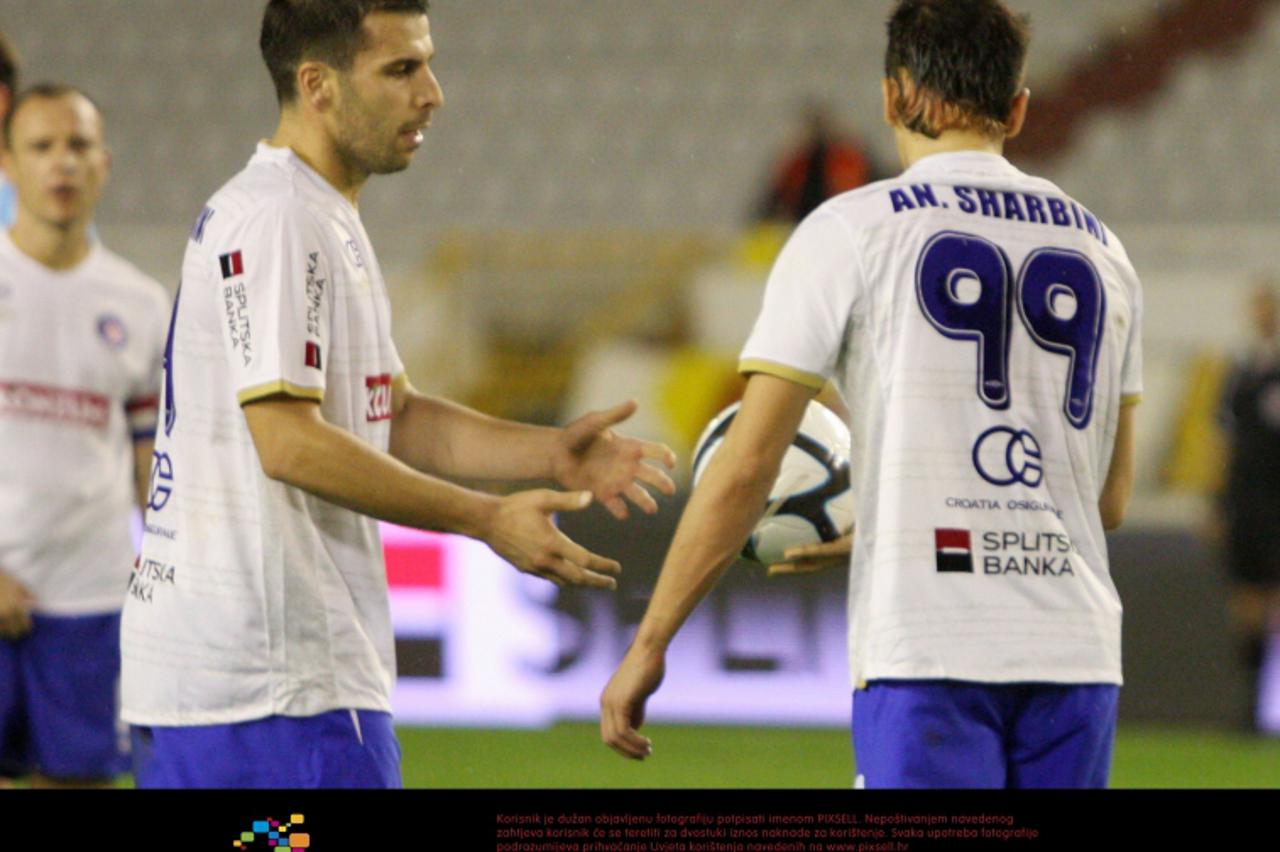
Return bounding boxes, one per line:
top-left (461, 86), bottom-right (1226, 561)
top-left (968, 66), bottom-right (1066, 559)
top-left (691, 400), bottom-right (854, 565)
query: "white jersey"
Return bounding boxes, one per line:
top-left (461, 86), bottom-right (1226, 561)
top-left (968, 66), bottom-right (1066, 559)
top-left (121, 143), bottom-right (406, 726)
top-left (741, 152), bottom-right (1143, 686)
top-left (0, 232), bottom-right (168, 614)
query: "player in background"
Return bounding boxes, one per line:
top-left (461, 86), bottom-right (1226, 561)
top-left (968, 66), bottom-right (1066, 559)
top-left (602, 0), bottom-right (1141, 788)
top-left (0, 30), bottom-right (20, 226)
top-left (1215, 281), bottom-right (1280, 731)
top-left (0, 84), bottom-right (169, 788)
top-left (121, 0), bottom-right (675, 789)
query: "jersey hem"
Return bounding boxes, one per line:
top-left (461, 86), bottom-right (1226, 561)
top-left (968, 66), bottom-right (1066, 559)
top-left (120, 698), bottom-right (394, 728)
top-left (738, 358), bottom-right (827, 391)
top-left (236, 380), bottom-right (325, 405)
top-left (30, 601), bottom-right (124, 618)
top-left (854, 669), bottom-right (1123, 687)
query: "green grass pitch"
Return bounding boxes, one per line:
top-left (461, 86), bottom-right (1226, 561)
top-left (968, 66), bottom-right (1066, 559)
top-left (397, 723), bottom-right (1280, 788)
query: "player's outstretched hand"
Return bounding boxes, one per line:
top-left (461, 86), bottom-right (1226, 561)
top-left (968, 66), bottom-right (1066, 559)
top-left (767, 533), bottom-right (854, 577)
top-left (554, 400), bottom-right (677, 520)
top-left (486, 489), bottom-right (622, 589)
top-left (601, 645), bottom-right (665, 760)
top-left (0, 570), bottom-right (35, 640)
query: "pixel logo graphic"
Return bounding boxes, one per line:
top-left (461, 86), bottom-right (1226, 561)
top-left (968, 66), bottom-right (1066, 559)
top-left (232, 814), bottom-right (310, 850)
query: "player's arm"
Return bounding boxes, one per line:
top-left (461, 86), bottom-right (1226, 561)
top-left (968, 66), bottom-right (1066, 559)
top-left (126, 389), bottom-right (162, 514)
top-left (1099, 402), bottom-right (1138, 530)
top-left (132, 437), bottom-right (154, 513)
top-left (388, 379), bottom-right (676, 520)
top-left (0, 570), bottom-right (34, 639)
top-left (600, 373), bottom-right (814, 759)
top-left (242, 395), bottom-right (621, 589)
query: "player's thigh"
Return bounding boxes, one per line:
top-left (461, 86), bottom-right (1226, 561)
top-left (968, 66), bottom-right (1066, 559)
top-left (21, 612), bottom-right (126, 781)
top-left (1006, 684), bottom-right (1118, 789)
top-left (133, 709), bottom-right (401, 789)
top-left (852, 680), bottom-right (1007, 789)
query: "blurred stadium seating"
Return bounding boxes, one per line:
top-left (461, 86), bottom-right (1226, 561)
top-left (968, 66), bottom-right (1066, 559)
top-left (7, 0), bottom-right (1249, 236)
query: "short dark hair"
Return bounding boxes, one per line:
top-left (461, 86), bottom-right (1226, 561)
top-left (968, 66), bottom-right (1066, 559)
top-left (0, 30), bottom-right (19, 98)
top-left (260, 0), bottom-right (429, 104)
top-left (884, 0), bottom-right (1030, 139)
top-left (3, 83), bottom-right (101, 147)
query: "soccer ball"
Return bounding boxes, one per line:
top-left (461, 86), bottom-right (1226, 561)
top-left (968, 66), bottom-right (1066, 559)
top-left (691, 400), bottom-right (854, 565)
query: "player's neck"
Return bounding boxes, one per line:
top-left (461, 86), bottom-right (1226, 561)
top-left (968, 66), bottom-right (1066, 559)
top-left (268, 118), bottom-right (366, 208)
top-left (895, 128), bottom-right (1005, 171)
top-left (7, 210), bottom-right (92, 270)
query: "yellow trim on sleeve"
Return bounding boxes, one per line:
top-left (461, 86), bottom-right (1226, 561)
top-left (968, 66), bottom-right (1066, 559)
top-left (1120, 393), bottom-right (1142, 406)
top-left (237, 380), bottom-right (325, 405)
top-left (392, 372), bottom-right (410, 391)
top-left (737, 358), bottom-right (827, 392)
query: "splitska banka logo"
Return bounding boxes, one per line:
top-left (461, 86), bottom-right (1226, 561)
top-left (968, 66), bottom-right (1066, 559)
top-left (232, 814), bottom-right (310, 850)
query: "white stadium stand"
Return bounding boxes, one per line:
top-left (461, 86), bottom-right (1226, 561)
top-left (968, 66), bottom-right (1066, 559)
top-left (0, 0), bottom-right (1191, 238)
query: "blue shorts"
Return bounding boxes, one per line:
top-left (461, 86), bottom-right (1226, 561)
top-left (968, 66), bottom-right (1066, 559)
top-left (0, 611), bottom-right (128, 781)
top-left (852, 679), bottom-right (1119, 789)
top-left (131, 708), bottom-right (402, 788)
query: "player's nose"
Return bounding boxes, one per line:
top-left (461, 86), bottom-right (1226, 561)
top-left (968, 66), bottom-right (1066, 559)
top-left (418, 67), bottom-right (444, 111)
top-left (55, 145), bottom-right (80, 172)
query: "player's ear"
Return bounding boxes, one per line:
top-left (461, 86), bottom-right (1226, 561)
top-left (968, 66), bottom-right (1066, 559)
top-left (1004, 87), bottom-right (1030, 140)
top-left (296, 61), bottom-right (335, 111)
top-left (881, 77), bottom-right (897, 128)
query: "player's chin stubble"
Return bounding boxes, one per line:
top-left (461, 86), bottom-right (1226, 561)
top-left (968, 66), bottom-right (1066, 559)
top-left (334, 99), bottom-right (414, 176)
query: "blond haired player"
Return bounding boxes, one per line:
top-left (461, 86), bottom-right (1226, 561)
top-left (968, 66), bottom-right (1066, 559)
top-left (603, 0), bottom-right (1141, 788)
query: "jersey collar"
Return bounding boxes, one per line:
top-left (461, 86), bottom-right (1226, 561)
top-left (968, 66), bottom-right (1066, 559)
top-left (0, 228), bottom-right (104, 278)
top-left (252, 142), bottom-right (359, 213)
top-left (902, 151), bottom-right (1025, 181)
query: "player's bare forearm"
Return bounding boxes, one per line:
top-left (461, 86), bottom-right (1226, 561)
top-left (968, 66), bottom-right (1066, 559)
top-left (388, 385), bottom-right (560, 481)
top-left (1099, 403), bottom-right (1137, 530)
top-left (602, 445), bottom-right (778, 760)
top-left (634, 375), bottom-right (814, 649)
top-left (632, 449), bottom-right (778, 652)
top-left (389, 382), bottom-right (676, 519)
top-left (601, 375), bottom-right (812, 759)
top-left (244, 395), bottom-right (622, 589)
top-left (133, 437), bottom-right (154, 513)
top-left (248, 395), bottom-right (498, 536)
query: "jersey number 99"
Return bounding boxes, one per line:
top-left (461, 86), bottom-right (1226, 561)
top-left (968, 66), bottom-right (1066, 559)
top-left (916, 231), bottom-right (1106, 430)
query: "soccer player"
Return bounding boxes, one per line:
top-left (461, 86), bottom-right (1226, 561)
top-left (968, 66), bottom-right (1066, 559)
top-left (0, 84), bottom-right (169, 788)
top-left (601, 0), bottom-right (1141, 789)
top-left (0, 29), bottom-right (20, 226)
top-left (120, 0), bottom-right (675, 789)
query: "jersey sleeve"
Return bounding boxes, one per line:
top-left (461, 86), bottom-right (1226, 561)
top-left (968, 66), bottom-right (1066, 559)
top-left (738, 209), bottom-right (861, 390)
top-left (126, 284), bottom-right (172, 441)
top-left (214, 199), bottom-right (334, 405)
top-left (389, 334), bottom-right (408, 391)
top-left (1120, 276), bottom-right (1143, 405)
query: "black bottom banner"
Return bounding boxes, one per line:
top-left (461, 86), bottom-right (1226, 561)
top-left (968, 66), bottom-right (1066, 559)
top-left (1, 787), bottom-right (1272, 849)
